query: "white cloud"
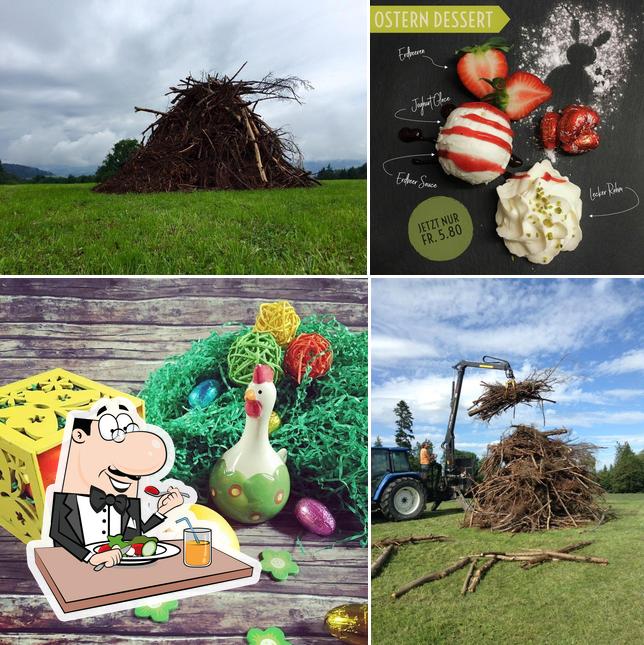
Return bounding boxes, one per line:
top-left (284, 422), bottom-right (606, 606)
top-left (371, 278), bottom-right (640, 361)
top-left (602, 388), bottom-right (644, 400)
top-left (597, 349), bottom-right (644, 375)
top-left (371, 335), bottom-right (439, 365)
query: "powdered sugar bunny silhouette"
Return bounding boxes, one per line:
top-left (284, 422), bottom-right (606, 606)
top-left (545, 7), bottom-right (610, 106)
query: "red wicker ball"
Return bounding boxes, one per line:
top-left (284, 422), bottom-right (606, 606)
top-left (284, 333), bottom-right (333, 383)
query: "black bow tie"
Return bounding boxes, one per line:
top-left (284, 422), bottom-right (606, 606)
top-left (90, 485), bottom-right (129, 514)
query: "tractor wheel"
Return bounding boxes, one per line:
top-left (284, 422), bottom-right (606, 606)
top-left (380, 478), bottom-right (426, 521)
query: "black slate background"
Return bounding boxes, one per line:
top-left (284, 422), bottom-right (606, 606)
top-left (370, 0), bottom-right (644, 274)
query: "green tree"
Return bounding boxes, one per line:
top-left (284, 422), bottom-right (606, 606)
top-left (611, 442), bottom-right (644, 493)
top-left (597, 465), bottom-right (613, 492)
top-left (95, 138), bottom-right (140, 182)
top-left (374, 435), bottom-right (383, 447)
top-left (393, 400), bottom-right (414, 449)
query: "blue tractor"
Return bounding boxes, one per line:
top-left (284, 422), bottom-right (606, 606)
top-left (372, 356), bottom-right (515, 521)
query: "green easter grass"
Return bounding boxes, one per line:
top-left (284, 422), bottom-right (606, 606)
top-left (371, 494), bottom-right (644, 644)
top-left (139, 316), bottom-right (367, 544)
top-left (0, 180), bottom-right (366, 275)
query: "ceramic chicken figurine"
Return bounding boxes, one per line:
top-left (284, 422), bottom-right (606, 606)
top-left (209, 364), bottom-right (290, 524)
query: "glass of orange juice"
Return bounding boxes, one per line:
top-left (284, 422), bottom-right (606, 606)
top-left (183, 528), bottom-right (212, 567)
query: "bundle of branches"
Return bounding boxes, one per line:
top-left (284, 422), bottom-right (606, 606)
top-left (94, 65), bottom-right (319, 193)
top-left (391, 541), bottom-right (607, 598)
top-left (468, 368), bottom-right (558, 422)
top-left (465, 425), bottom-right (605, 532)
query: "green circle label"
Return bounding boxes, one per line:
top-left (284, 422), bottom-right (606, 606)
top-left (408, 196), bottom-right (473, 261)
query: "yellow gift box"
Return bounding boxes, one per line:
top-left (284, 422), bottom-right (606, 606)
top-left (0, 368), bottom-right (144, 544)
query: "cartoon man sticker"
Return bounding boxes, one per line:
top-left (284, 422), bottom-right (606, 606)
top-left (27, 396), bottom-right (260, 622)
top-left (49, 399), bottom-right (185, 568)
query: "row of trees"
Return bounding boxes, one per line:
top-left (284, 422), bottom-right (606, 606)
top-left (316, 163), bottom-right (366, 180)
top-left (381, 400), bottom-right (643, 492)
top-left (3, 143), bottom-right (365, 185)
top-left (597, 443), bottom-right (644, 493)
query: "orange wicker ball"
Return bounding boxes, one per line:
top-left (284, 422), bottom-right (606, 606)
top-left (284, 333), bottom-right (333, 383)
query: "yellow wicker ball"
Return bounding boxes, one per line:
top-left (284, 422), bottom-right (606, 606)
top-left (253, 300), bottom-right (301, 347)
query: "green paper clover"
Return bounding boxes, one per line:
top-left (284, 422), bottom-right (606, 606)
top-left (260, 549), bottom-right (300, 581)
top-left (247, 626), bottom-right (293, 645)
top-left (133, 600), bottom-right (179, 623)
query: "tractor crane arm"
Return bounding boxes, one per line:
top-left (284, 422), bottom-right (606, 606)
top-left (441, 356), bottom-right (515, 473)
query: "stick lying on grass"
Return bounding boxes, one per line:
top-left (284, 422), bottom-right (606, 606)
top-left (391, 542), bottom-right (607, 599)
top-left (468, 367), bottom-right (558, 422)
top-left (371, 535), bottom-right (449, 579)
top-left (372, 534), bottom-right (449, 548)
top-left (371, 545), bottom-right (395, 579)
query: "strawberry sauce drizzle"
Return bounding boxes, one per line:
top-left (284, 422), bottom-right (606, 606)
top-left (462, 113), bottom-right (514, 137)
top-left (440, 126), bottom-right (512, 154)
top-left (459, 102), bottom-right (512, 124)
top-left (508, 172), bottom-right (567, 183)
top-left (438, 150), bottom-right (506, 175)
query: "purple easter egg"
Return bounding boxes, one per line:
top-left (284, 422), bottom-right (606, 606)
top-left (294, 498), bottom-right (336, 536)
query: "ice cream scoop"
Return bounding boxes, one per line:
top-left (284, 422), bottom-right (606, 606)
top-left (436, 102), bottom-right (513, 185)
top-left (495, 160), bottom-right (582, 264)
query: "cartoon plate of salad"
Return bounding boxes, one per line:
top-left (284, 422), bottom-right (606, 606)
top-left (87, 534), bottom-right (181, 565)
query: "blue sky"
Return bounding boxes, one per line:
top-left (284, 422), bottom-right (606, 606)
top-left (371, 278), bottom-right (644, 469)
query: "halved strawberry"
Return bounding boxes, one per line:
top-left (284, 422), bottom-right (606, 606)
top-left (456, 37), bottom-right (511, 99)
top-left (540, 111), bottom-right (560, 149)
top-left (483, 71), bottom-right (552, 120)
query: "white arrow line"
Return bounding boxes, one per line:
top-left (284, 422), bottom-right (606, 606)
top-left (382, 153), bottom-right (436, 176)
top-left (394, 108), bottom-right (441, 124)
top-left (422, 55), bottom-right (449, 69)
top-left (589, 187), bottom-right (640, 218)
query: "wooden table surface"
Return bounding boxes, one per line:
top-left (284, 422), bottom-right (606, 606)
top-left (0, 277), bottom-right (368, 644)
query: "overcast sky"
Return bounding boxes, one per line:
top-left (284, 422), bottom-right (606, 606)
top-left (0, 0), bottom-right (366, 172)
top-left (372, 278), bottom-right (644, 469)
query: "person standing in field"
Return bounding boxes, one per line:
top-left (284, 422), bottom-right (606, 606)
top-left (419, 441), bottom-right (434, 479)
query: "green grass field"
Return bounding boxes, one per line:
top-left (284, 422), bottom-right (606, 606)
top-left (372, 494), bottom-right (644, 645)
top-left (0, 180), bottom-right (366, 274)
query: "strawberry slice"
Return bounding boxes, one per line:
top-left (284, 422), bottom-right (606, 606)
top-left (456, 37), bottom-right (511, 99)
top-left (540, 111), bottom-right (560, 149)
top-left (483, 71), bottom-right (552, 121)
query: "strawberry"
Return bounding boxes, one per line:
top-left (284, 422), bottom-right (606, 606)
top-left (456, 37), bottom-right (511, 99)
top-left (482, 71), bottom-right (553, 120)
top-left (540, 111), bottom-right (560, 149)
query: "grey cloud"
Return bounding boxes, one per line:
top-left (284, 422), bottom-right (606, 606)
top-left (0, 0), bottom-right (366, 170)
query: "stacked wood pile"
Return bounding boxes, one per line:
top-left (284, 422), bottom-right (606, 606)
top-left (468, 368), bottom-right (558, 422)
top-left (94, 65), bottom-right (319, 193)
top-left (465, 425), bottom-right (605, 532)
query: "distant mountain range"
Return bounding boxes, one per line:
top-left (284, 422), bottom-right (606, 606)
top-left (2, 163), bottom-right (53, 179)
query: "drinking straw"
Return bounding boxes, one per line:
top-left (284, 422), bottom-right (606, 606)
top-left (177, 516), bottom-right (201, 544)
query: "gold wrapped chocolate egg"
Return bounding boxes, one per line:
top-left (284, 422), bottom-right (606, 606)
top-left (324, 603), bottom-right (367, 645)
top-left (268, 410), bottom-right (281, 434)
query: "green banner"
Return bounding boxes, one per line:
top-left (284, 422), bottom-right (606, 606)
top-left (371, 5), bottom-right (510, 33)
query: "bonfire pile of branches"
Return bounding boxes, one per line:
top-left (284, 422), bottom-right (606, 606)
top-left (468, 368), bottom-right (558, 422)
top-left (465, 425), bottom-right (605, 532)
top-left (94, 65), bottom-right (319, 193)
